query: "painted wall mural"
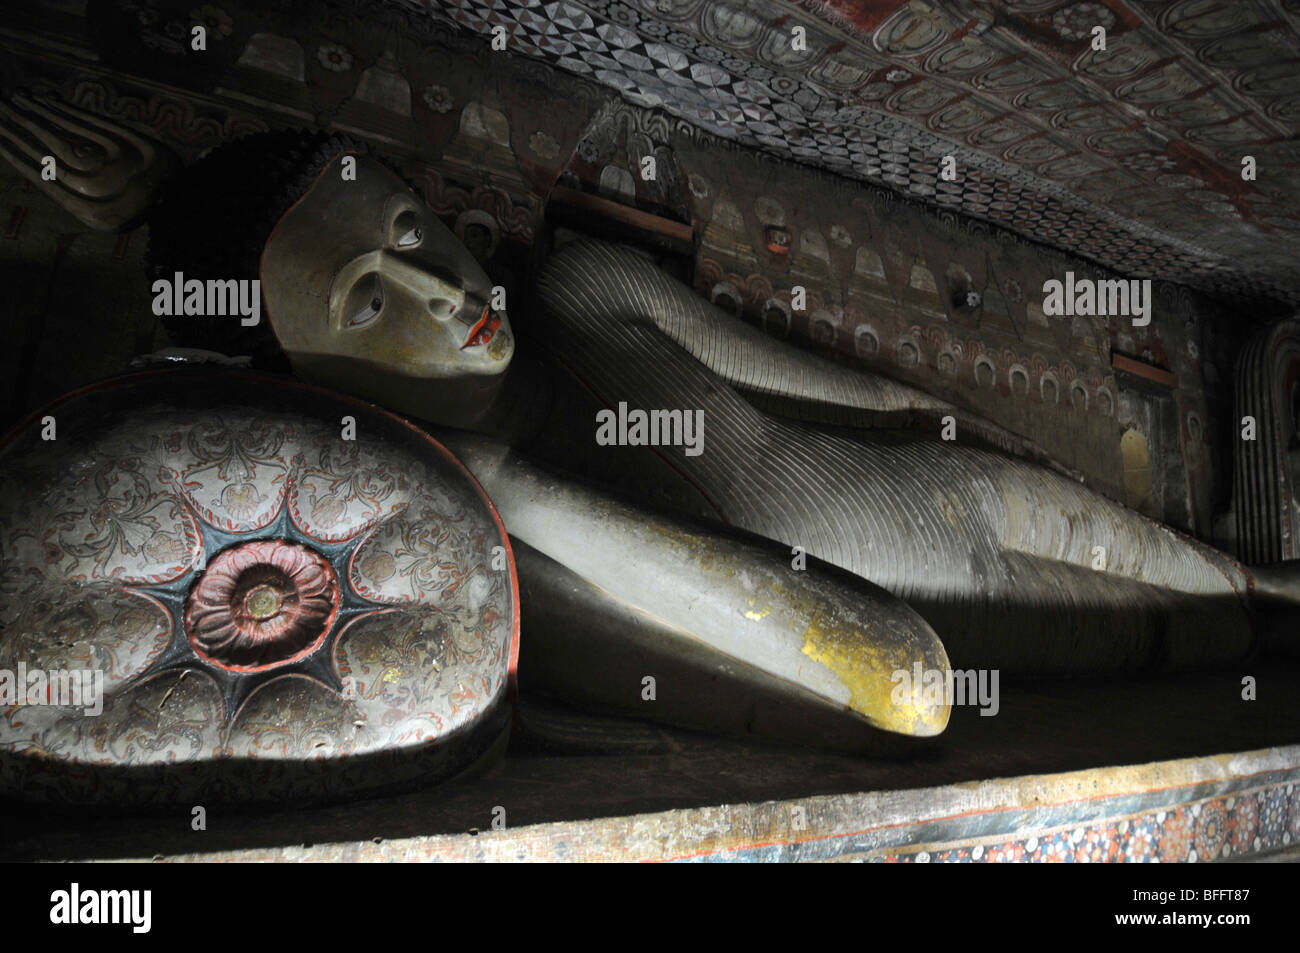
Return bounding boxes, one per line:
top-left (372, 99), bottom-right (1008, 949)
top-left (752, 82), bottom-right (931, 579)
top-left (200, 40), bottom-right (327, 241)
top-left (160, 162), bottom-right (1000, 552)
top-left (402, 0), bottom-right (1300, 311)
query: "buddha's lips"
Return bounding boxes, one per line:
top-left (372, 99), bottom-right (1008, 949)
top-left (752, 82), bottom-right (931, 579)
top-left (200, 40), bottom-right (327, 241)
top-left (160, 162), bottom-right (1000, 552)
top-left (462, 306), bottom-right (501, 349)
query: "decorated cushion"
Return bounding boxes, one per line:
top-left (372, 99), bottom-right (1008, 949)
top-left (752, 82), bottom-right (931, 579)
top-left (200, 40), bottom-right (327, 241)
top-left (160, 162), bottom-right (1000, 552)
top-left (0, 369), bottom-right (517, 805)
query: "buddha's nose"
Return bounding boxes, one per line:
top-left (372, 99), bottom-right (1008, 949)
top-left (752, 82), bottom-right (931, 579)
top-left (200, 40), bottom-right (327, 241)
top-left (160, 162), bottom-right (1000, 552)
top-left (376, 251), bottom-right (467, 320)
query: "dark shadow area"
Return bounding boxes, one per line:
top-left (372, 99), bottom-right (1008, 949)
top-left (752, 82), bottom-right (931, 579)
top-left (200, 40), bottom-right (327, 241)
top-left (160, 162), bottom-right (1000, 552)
top-left (4, 657), bottom-right (1299, 861)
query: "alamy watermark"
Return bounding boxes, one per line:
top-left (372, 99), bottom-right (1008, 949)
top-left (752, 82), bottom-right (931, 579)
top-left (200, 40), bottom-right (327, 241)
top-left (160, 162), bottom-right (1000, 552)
top-left (50, 883), bottom-right (151, 933)
top-left (595, 401), bottom-right (704, 457)
top-left (891, 663), bottom-right (999, 717)
top-left (1042, 272), bottom-right (1151, 327)
top-left (0, 663), bottom-right (104, 716)
top-left (152, 271), bottom-right (261, 326)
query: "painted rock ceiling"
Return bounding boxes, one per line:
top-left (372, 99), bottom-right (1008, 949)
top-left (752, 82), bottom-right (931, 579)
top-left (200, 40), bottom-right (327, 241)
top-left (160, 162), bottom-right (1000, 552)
top-left (408, 0), bottom-right (1300, 310)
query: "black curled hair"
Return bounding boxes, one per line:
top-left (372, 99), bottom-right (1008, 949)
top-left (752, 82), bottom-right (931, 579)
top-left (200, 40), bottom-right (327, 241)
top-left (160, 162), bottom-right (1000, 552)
top-left (147, 129), bottom-right (371, 369)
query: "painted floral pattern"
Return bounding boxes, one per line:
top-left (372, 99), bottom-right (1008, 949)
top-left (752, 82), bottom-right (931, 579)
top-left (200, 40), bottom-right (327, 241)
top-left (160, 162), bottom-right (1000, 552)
top-left (1258, 788), bottom-right (1289, 849)
top-left (868, 790), bottom-right (1296, 863)
top-left (1156, 807), bottom-right (1195, 862)
top-left (421, 85), bottom-right (454, 113)
top-left (185, 540), bottom-right (338, 669)
top-left (1195, 801), bottom-right (1229, 860)
top-left (189, 4), bottom-right (232, 39)
top-left (316, 43), bottom-right (353, 72)
top-left (0, 377), bottom-right (516, 805)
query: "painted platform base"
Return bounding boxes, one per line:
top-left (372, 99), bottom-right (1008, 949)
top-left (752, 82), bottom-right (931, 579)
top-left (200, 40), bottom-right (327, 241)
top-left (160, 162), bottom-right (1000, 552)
top-left (128, 745), bottom-right (1300, 863)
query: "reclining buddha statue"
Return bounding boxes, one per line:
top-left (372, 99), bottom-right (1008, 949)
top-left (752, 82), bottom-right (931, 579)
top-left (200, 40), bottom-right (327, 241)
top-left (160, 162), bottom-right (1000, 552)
top-left (2, 110), bottom-right (1295, 803)
top-left (157, 132), bottom-right (1296, 685)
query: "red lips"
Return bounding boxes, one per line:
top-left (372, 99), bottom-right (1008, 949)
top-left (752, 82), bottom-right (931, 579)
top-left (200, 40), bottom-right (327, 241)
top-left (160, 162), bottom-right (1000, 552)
top-left (462, 305), bottom-right (501, 349)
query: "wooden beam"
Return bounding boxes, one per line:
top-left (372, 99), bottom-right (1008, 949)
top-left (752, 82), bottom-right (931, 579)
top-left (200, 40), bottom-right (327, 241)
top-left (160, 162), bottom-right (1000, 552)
top-left (546, 185), bottom-right (695, 255)
top-left (1111, 352), bottom-right (1178, 389)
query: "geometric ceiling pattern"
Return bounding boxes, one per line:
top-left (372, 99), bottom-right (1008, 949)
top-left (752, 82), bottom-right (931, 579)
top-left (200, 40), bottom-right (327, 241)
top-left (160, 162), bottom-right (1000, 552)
top-left (411, 0), bottom-right (1300, 311)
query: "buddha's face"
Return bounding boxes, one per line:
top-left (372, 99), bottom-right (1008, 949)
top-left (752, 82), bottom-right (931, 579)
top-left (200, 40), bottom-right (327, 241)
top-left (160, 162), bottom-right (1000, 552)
top-left (261, 155), bottom-right (513, 426)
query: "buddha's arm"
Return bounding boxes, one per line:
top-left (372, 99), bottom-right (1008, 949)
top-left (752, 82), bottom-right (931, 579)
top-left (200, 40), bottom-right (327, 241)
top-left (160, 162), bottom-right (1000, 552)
top-left (542, 240), bottom-right (1081, 479)
top-left (438, 431), bottom-right (951, 746)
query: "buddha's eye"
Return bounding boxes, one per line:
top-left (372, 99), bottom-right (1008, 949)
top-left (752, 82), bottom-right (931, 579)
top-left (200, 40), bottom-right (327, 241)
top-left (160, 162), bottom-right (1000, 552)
top-left (349, 294), bottom-right (382, 328)
top-left (344, 274), bottom-right (384, 329)
top-left (391, 210), bottom-right (423, 249)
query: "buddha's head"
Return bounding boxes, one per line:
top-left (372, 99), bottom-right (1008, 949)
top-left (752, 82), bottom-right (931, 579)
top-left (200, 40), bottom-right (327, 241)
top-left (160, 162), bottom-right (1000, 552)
top-left (148, 132), bottom-right (513, 427)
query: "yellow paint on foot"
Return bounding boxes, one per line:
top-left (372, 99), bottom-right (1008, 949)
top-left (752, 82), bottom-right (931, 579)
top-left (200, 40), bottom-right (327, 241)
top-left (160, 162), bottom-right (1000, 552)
top-left (800, 615), bottom-right (948, 737)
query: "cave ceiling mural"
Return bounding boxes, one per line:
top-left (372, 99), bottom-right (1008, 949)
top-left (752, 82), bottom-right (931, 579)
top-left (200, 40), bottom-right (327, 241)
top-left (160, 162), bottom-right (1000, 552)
top-left (406, 0), bottom-right (1300, 310)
